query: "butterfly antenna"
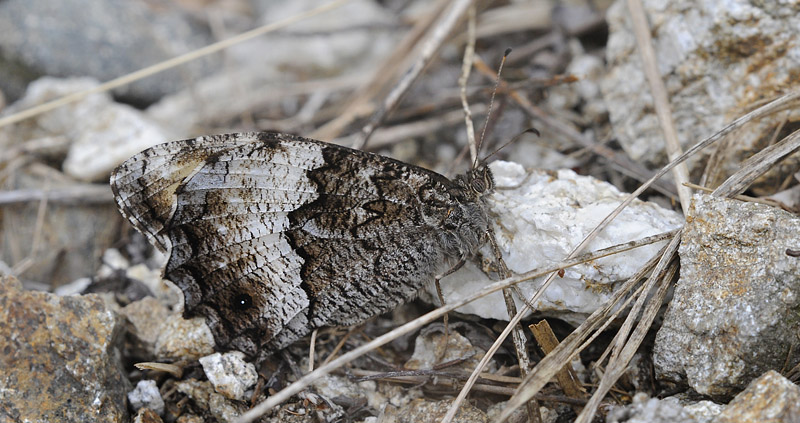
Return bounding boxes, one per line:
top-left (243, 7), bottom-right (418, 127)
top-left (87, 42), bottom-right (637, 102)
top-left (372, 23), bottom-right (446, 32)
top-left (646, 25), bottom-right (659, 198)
top-left (475, 47), bottom-right (512, 168)
top-left (480, 127), bottom-right (540, 165)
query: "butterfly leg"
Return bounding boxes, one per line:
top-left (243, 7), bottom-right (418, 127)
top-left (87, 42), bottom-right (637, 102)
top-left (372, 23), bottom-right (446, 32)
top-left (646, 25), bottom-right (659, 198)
top-left (433, 258), bottom-right (466, 362)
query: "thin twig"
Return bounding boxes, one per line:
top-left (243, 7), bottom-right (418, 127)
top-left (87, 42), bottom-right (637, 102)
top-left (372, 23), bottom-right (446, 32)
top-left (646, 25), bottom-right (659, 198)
top-left (0, 184), bottom-right (113, 205)
top-left (308, 329), bottom-right (318, 373)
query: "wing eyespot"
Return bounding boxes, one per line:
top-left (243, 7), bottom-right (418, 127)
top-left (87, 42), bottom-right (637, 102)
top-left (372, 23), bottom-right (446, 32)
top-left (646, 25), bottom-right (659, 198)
top-left (232, 293), bottom-right (254, 311)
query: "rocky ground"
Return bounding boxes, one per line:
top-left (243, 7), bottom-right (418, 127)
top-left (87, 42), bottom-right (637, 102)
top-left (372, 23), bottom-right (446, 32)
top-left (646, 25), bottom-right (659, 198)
top-left (1, 0), bottom-right (800, 422)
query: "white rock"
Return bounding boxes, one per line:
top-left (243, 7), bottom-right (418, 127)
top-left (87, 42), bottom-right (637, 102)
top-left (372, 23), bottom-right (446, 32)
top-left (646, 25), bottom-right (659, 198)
top-left (2, 77), bottom-right (168, 182)
top-left (127, 379), bottom-right (165, 416)
top-left (431, 161), bottom-right (683, 322)
top-left (199, 352), bottom-right (258, 401)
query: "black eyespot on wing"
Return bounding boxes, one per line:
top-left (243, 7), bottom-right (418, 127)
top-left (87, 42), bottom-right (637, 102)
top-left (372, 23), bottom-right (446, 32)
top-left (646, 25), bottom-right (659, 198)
top-left (233, 293), bottom-right (253, 310)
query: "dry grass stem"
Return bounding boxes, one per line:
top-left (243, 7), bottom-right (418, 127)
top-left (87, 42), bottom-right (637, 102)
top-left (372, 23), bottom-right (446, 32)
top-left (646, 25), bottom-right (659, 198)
top-left (351, 0), bottom-right (474, 149)
top-left (529, 321), bottom-right (586, 401)
top-left (459, 4), bottom-right (478, 163)
top-left (573, 259), bottom-right (678, 423)
top-left (472, 58), bottom-right (678, 198)
top-left (627, 0), bottom-right (692, 214)
top-left (134, 362), bottom-right (184, 378)
top-left (311, 0), bottom-right (450, 141)
top-left (0, 184), bottom-right (113, 205)
top-left (495, 237), bottom-right (676, 422)
top-left (713, 128), bottom-right (800, 197)
top-left (683, 182), bottom-right (788, 210)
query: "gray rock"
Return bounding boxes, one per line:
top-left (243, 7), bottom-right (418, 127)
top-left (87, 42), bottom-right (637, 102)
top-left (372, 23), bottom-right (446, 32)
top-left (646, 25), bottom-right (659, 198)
top-left (0, 275), bottom-right (130, 422)
top-left (654, 194), bottom-right (800, 398)
top-left (174, 379), bottom-right (246, 423)
top-left (154, 314), bottom-right (215, 360)
top-left (128, 379), bottom-right (165, 416)
top-left (712, 371), bottom-right (800, 423)
top-left (607, 393), bottom-right (696, 423)
top-left (199, 352), bottom-right (257, 401)
top-left (600, 0), bottom-right (800, 192)
top-left (0, 0), bottom-right (219, 104)
top-left (397, 399), bottom-right (487, 423)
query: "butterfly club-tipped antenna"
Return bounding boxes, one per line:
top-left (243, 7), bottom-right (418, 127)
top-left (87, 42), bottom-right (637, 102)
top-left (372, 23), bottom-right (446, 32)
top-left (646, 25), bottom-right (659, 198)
top-left (473, 47), bottom-right (513, 170)
top-left (473, 48), bottom-right (540, 170)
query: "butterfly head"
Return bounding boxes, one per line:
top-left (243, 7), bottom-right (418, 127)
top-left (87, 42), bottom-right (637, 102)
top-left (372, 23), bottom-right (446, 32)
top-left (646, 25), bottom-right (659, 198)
top-left (457, 163), bottom-right (495, 198)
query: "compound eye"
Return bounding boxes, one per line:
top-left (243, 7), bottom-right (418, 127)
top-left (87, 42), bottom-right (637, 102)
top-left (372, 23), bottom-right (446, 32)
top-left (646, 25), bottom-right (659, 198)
top-left (471, 175), bottom-right (486, 193)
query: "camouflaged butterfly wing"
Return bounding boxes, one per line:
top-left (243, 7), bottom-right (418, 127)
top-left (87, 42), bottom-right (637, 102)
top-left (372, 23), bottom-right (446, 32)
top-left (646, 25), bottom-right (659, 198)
top-left (111, 132), bottom-right (493, 356)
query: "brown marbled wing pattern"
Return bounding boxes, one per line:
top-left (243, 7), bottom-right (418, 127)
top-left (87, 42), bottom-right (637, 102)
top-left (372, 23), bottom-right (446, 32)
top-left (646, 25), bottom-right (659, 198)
top-left (110, 132), bottom-right (493, 357)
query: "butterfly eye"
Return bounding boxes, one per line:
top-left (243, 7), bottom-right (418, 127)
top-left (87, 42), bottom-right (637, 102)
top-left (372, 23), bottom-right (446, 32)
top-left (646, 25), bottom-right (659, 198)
top-left (471, 177), bottom-right (486, 193)
top-left (232, 293), bottom-right (253, 310)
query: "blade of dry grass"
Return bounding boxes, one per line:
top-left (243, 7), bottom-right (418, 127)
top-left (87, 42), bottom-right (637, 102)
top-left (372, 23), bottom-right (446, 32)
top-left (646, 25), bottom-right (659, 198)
top-left (0, 0), bottom-right (351, 129)
top-left (712, 128), bottom-right (800, 197)
top-left (627, 0), bottom-right (692, 214)
top-left (572, 243), bottom-right (679, 423)
top-left (0, 184), bottom-right (112, 204)
top-left (459, 4), bottom-right (478, 163)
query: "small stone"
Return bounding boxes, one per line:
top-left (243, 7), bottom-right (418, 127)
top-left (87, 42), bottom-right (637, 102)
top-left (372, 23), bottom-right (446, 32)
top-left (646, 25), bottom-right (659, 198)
top-left (397, 399), bottom-right (487, 423)
top-left (154, 314), bottom-right (215, 360)
top-left (199, 352), bottom-right (257, 401)
top-left (405, 327), bottom-right (484, 371)
top-left (713, 371), bottom-right (800, 423)
top-left (175, 379), bottom-right (246, 423)
top-left (606, 393), bottom-right (694, 423)
top-left (133, 408), bottom-right (164, 423)
top-left (0, 77), bottom-right (168, 182)
top-left (128, 380), bottom-right (165, 416)
top-left (176, 415), bottom-right (205, 423)
top-left (121, 297), bottom-right (171, 356)
top-left (682, 400), bottom-right (723, 423)
top-left (0, 275), bottom-right (129, 422)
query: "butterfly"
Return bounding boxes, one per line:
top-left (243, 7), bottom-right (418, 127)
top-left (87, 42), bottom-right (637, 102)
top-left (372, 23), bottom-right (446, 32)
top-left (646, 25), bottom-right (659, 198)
top-left (110, 132), bottom-right (494, 357)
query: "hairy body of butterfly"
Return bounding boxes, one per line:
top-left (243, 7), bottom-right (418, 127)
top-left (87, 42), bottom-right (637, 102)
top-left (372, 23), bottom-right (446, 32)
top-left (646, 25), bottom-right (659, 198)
top-left (111, 132), bottom-right (494, 357)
